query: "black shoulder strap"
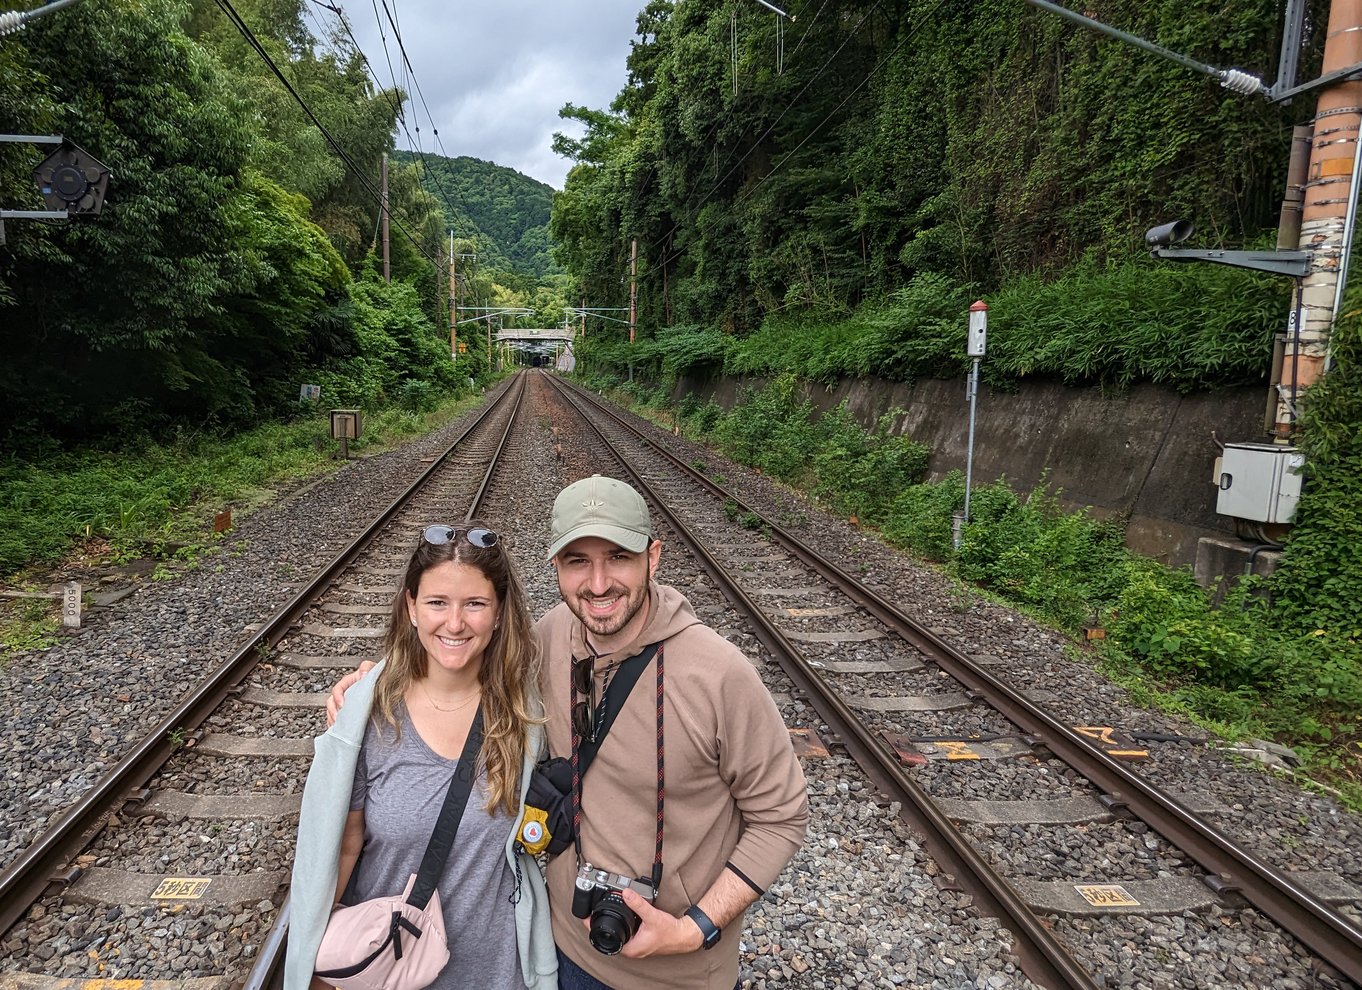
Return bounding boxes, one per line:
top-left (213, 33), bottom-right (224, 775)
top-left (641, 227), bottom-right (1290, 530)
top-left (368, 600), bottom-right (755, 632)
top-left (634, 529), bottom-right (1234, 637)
top-left (577, 642), bottom-right (660, 777)
top-left (408, 705), bottom-right (484, 909)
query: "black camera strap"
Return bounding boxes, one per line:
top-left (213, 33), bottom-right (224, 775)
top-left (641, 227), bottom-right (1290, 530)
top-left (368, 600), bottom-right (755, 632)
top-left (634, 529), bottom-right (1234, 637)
top-left (576, 641), bottom-right (661, 776)
top-left (571, 641), bottom-right (666, 891)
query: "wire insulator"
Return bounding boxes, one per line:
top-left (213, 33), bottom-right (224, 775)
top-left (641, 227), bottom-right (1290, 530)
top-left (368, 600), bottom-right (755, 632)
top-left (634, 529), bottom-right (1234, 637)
top-left (1220, 68), bottom-right (1265, 97)
top-left (0, 10), bottom-right (28, 36)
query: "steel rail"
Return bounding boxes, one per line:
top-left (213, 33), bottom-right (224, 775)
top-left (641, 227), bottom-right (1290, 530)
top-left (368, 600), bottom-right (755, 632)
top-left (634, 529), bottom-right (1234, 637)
top-left (552, 373), bottom-right (1362, 985)
top-left (549, 375), bottom-right (1098, 990)
top-left (0, 374), bottom-right (528, 942)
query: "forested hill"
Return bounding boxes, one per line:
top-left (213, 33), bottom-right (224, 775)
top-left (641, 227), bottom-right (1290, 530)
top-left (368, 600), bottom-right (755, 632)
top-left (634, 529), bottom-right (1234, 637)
top-left (395, 151), bottom-right (559, 277)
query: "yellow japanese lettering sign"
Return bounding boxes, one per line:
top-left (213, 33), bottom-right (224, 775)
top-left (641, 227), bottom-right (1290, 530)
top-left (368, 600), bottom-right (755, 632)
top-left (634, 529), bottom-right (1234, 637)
top-left (1074, 884), bottom-right (1139, 907)
top-left (151, 877), bottom-right (212, 900)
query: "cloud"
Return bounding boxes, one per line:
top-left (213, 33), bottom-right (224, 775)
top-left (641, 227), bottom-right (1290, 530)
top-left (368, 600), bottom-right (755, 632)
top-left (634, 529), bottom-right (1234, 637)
top-left (335, 0), bottom-right (641, 188)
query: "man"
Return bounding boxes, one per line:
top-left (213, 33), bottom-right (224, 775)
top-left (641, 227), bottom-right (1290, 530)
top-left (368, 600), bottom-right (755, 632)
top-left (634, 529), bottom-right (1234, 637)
top-left (329, 475), bottom-right (809, 990)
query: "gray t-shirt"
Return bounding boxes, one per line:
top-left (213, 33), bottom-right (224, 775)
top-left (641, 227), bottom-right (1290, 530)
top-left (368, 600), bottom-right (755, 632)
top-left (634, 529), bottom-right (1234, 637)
top-left (347, 704), bottom-right (528, 990)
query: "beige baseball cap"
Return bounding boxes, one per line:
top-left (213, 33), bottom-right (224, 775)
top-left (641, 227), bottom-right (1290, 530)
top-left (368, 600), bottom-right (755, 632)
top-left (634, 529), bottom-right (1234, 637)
top-left (547, 475), bottom-right (652, 560)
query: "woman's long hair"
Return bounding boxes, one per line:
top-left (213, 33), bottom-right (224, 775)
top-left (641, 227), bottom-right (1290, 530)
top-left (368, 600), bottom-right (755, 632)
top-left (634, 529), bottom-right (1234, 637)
top-left (374, 522), bottom-right (541, 815)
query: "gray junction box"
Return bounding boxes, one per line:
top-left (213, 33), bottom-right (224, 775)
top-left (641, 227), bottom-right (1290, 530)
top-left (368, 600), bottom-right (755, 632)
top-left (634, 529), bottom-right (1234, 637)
top-left (1214, 443), bottom-right (1304, 524)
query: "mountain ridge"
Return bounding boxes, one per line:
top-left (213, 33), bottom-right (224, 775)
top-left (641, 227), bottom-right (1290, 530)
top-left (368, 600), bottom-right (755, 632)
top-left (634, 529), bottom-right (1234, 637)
top-left (394, 149), bottom-right (560, 278)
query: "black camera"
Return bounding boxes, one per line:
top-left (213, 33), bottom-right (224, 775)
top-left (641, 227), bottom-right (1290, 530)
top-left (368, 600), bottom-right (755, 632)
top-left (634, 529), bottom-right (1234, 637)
top-left (571, 862), bottom-right (658, 955)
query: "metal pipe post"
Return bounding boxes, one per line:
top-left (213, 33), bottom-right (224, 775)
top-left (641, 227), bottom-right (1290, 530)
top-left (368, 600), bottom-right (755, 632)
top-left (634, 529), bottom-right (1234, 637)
top-left (964, 357), bottom-right (980, 526)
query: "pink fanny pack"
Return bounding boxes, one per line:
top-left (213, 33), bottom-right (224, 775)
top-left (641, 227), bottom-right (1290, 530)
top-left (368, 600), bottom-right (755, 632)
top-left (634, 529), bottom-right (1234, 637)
top-left (314, 876), bottom-right (448, 990)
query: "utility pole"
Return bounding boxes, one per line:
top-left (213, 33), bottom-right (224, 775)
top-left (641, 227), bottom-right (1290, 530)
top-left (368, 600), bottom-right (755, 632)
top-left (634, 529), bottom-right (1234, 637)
top-left (629, 237), bottom-right (638, 382)
top-left (1269, 125), bottom-right (1314, 433)
top-left (381, 152), bottom-right (391, 283)
top-left (454, 230), bottom-right (465, 362)
top-left (1282, 0), bottom-right (1362, 437)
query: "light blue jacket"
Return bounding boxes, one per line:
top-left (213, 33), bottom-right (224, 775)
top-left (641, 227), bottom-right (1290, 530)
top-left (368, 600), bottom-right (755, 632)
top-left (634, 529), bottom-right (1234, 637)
top-left (284, 663), bottom-right (558, 990)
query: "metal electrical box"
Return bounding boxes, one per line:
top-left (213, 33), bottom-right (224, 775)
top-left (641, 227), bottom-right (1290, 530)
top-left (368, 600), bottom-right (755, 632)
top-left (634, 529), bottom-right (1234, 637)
top-left (1214, 443), bottom-right (1304, 524)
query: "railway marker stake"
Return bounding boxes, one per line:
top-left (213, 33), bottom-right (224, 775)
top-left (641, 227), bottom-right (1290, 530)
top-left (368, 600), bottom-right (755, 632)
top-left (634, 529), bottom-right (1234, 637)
top-left (61, 581), bottom-right (81, 628)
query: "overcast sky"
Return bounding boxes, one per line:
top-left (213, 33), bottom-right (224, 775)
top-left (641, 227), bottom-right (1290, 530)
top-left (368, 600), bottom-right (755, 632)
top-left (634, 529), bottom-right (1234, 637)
top-left (327, 0), bottom-right (644, 190)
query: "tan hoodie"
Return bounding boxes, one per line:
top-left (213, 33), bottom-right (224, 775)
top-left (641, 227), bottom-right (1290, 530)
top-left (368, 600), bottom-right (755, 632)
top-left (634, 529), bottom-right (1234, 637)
top-left (536, 582), bottom-right (810, 990)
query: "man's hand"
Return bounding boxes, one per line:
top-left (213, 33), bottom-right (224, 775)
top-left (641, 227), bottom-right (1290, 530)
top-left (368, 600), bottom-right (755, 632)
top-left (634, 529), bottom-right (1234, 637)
top-left (325, 661), bottom-right (376, 726)
top-left (609, 888), bottom-right (703, 959)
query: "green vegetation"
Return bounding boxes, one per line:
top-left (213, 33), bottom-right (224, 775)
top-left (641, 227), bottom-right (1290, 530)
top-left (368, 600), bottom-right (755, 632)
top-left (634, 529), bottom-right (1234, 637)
top-left (400, 152), bottom-right (561, 277)
top-left (0, 0), bottom-right (556, 449)
top-left (0, 392), bottom-right (487, 580)
top-left (597, 373), bottom-right (1362, 806)
top-left (575, 262), bottom-right (1287, 392)
top-left (553, 0), bottom-right (1301, 344)
top-left (552, 0), bottom-right (1360, 797)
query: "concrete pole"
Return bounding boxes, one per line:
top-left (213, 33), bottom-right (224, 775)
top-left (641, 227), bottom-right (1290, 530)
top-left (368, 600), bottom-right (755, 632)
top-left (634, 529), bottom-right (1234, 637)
top-left (381, 152), bottom-right (391, 284)
top-left (1266, 126), bottom-right (1314, 433)
top-left (1284, 0), bottom-right (1362, 436)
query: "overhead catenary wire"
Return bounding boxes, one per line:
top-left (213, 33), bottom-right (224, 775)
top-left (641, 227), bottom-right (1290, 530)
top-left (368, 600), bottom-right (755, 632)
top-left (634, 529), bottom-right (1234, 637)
top-left (307, 0), bottom-right (468, 256)
top-left (212, 0), bottom-right (439, 266)
top-left (332, 0), bottom-right (468, 248)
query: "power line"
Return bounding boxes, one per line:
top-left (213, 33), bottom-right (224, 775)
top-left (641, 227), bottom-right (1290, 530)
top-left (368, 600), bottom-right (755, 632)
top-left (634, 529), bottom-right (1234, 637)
top-left (370, 0), bottom-right (468, 221)
top-left (638, 2), bottom-right (884, 284)
top-left (335, 0), bottom-right (466, 242)
top-left (737, 0), bottom-right (946, 209)
top-left (303, 0), bottom-right (468, 256)
top-left (211, 0), bottom-right (438, 266)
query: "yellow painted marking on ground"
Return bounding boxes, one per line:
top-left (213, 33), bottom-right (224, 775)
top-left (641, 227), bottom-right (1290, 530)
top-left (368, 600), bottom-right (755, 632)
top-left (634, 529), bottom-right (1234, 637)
top-left (937, 741), bottom-right (982, 761)
top-left (1074, 884), bottom-right (1140, 907)
top-left (1073, 726), bottom-right (1148, 760)
top-left (150, 876), bottom-right (211, 899)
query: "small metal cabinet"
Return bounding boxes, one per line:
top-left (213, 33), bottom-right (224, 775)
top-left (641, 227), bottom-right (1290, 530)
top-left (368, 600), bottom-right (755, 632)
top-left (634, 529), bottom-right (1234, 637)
top-left (1214, 443), bottom-right (1304, 524)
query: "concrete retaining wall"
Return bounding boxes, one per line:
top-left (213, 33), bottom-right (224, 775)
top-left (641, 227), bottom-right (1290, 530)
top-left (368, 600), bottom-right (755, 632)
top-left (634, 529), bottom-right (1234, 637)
top-left (675, 374), bottom-right (1271, 568)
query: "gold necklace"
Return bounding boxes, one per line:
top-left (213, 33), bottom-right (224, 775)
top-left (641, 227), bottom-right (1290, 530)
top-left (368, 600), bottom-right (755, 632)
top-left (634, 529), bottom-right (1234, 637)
top-left (418, 681), bottom-right (480, 714)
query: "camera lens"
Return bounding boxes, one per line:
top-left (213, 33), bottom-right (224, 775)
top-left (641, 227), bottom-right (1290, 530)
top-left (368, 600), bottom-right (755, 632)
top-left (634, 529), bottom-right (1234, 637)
top-left (589, 893), bottom-right (639, 956)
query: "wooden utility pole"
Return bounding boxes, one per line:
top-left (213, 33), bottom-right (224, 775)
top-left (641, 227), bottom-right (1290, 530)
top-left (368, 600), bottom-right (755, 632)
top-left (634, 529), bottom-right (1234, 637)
top-left (1282, 0), bottom-right (1362, 435)
top-left (629, 238), bottom-right (638, 382)
top-left (629, 238), bottom-right (638, 344)
top-left (448, 231), bottom-right (457, 360)
top-left (381, 152), bottom-right (391, 283)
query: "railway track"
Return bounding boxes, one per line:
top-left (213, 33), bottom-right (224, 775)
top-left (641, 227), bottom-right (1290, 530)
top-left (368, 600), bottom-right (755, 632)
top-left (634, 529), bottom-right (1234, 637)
top-left (0, 374), bottom-right (529, 987)
top-left (1, 369), bottom-right (1357, 990)
top-left (541, 372), bottom-right (1362, 989)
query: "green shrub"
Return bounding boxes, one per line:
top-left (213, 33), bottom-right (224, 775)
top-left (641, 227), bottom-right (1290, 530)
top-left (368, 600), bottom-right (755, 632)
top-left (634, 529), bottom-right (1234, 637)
top-left (712, 374), bottom-right (820, 483)
top-left (883, 473), bottom-right (966, 561)
top-left (810, 409), bottom-right (930, 520)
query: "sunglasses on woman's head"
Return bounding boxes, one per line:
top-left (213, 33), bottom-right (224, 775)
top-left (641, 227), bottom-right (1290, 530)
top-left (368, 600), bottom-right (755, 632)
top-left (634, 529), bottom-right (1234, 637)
top-left (423, 525), bottom-right (499, 549)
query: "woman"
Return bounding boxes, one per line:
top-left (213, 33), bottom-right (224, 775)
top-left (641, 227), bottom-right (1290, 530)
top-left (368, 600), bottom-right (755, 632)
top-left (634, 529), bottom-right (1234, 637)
top-left (286, 523), bottom-right (558, 990)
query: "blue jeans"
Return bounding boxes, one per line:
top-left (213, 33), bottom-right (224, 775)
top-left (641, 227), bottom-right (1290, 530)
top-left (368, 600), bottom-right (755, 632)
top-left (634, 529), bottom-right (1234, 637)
top-left (556, 949), bottom-right (741, 990)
